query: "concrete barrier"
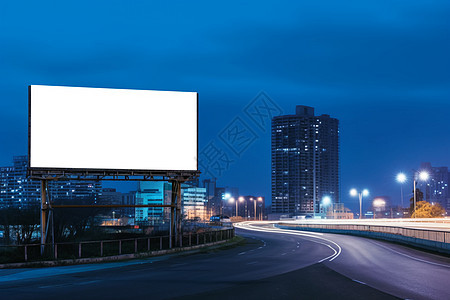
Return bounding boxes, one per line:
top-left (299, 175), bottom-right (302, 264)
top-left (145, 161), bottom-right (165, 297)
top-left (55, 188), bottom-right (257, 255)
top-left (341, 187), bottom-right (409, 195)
top-left (276, 223), bottom-right (450, 255)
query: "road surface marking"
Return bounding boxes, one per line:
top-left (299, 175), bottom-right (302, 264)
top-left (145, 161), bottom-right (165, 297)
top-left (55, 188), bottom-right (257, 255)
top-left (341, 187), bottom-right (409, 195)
top-left (371, 241), bottom-right (450, 268)
top-left (238, 252), bottom-right (246, 255)
top-left (236, 222), bottom-right (342, 262)
top-left (352, 279), bottom-right (367, 285)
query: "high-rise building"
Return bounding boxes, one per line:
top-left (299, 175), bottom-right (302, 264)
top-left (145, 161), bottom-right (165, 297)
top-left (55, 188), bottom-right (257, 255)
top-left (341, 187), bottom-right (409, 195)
top-left (0, 156), bottom-right (40, 208)
top-left (415, 162), bottom-right (449, 211)
top-left (271, 105), bottom-right (339, 216)
top-left (0, 156), bottom-right (101, 208)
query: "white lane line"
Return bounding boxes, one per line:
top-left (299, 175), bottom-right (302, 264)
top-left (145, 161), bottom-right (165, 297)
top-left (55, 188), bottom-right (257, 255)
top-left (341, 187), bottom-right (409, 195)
top-left (238, 252), bottom-right (246, 255)
top-left (318, 244), bottom-right (338, 263)
top-left (281, 253), bottom-right (287, 256)
top-left (257, 247), bottom-right (263, 249)
top-left (76, 280), bottom-right (101, 286)
top-left (236, 222), bottom-right (342, 262)
top-left (371, 241), bottom-right (450, 268)
top-left (246, 261), bottom-right (258, 265)
top-left (352, 279), bottom-right (367, 285)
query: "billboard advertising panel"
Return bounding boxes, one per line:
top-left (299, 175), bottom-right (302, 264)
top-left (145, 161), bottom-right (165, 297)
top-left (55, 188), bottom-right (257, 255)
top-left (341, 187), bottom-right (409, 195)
top-left (29, 85), bottom-right (198, 172)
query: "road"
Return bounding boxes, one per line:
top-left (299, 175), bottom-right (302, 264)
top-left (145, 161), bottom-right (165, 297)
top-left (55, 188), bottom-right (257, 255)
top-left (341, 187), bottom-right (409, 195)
top-left (0, 222), bottom-right (448, 299)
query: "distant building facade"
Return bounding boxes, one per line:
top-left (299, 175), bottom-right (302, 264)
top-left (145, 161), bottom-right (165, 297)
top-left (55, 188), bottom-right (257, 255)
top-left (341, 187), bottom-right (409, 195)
top-left (0, 156), bottom-right (101, 208)
top-left (272, 106), bottom-right (339, 216)
top-left (135, 181), bottom-right (166, 224)
top-left (0, 156), bottom-right (40, 208)
top-left (415, 162), bottom-right (450, 211)
top-left (181, 186), bottom-right (207, 220)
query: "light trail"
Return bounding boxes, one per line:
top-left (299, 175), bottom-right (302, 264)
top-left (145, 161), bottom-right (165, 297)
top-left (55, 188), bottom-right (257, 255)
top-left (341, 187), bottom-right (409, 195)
top-left (235, 222), bottom-right (342, 262)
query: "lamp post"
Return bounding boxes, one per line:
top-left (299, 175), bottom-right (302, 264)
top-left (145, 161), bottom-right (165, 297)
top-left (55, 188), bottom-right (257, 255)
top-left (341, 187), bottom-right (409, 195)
top-left (251, 197), bottom-right (263, 221)
top-left (257, 197), bottom-right (263, 220)
top-left (321, 196), bottom-right (332, 219)
top-left (229, 197), bottom-right (236, 217)
top-left (396, 173), bottom-right (407, 208)
top-left (238, 196), bottom-right (244, 218)
top-left (413, 171), bottom-right (429, 218)
top-left (373, 198), bottom-right (386, 219)
top-left (350, 188), bottom-right (369, 219)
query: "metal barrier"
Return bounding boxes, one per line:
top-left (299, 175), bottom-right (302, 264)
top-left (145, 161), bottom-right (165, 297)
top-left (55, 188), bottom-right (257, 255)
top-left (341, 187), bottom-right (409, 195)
top-left (0, 228), bottom-right (235, 264)
top-left (277, 223), bottom-right (450, 254)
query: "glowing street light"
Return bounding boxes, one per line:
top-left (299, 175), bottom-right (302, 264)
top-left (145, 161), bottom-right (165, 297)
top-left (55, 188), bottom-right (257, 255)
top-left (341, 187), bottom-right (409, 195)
top-left (372, 198), bottom-right (386, 219)
top-left (321, 196), bottom-right (332, 218)
top-left (350, 188), bottom-right (369, 219)
top-left (413, 171), bottom-right (429, 218)
top-left (251, 197), bottom-right (263, 221)
top-left (322, 196), bottom-right (332, 207)
top-left (396, 173), bottom-right (407, 208)
top-left (257, 197), bottom-right (263, 220)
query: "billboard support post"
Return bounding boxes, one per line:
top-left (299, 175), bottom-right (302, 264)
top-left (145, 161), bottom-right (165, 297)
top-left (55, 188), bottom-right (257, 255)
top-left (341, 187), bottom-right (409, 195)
top-left (40, 179), bottom-right (48, 255)
top-left (170, 180), bottom-right (183, 248)
top-left (177, 181), bottom-right (182, 247)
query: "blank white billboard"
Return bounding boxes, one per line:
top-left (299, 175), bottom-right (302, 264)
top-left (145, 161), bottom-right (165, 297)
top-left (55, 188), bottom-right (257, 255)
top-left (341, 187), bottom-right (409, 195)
top-left (29, 85), bottom-right (198, 171)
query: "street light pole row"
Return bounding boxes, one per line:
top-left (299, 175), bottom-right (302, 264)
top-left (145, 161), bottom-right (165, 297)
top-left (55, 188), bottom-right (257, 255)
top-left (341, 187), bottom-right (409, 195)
top-left (228, 196), bottom-right (263, 220)
top-left (396, 171), bottom-right (429, 218)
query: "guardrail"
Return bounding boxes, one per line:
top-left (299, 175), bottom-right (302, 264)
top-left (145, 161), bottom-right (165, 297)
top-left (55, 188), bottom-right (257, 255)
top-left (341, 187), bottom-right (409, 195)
top-left (0, 228), bottom-right (235, 264)
top-left (276, 223), bottom-right (450, 255)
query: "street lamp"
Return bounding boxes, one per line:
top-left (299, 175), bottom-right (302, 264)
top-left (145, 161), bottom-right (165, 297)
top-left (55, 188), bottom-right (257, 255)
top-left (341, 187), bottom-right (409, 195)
top-left (229, 197), bottom-right (236, 217)
top-left (321, 196), bottom-right (332, 218)
top-left (396, 173), bottom-right (407, 208)
top-left (238, 196), bottom-right (244, 218)
top-left (252, 197), bottom-right (263, 221)
top-left (257, 197), bottom-right (263, 220)
top-left (413, 171), bottom-right (429, 218)
top-left (372, 198), bottom-right (386, 219)
top-left (350, 188), bottom-right (369, 219)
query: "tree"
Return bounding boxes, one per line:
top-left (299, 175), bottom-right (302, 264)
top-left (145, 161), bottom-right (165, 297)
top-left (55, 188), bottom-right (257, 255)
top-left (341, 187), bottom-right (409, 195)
top-left (411, 201), bottom-right (446, 218)
top-left (53, 196), bottom-right (102, 241)
top-left (0, 205), bottom-right (40, 244)
top-left (409, 188), bottom-right (424, 215)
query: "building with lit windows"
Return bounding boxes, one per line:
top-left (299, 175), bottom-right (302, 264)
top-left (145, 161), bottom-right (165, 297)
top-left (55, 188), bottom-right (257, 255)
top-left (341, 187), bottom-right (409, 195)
top-left (135, 181), bottom-right (166, 224)
top-left (0, 156), bottom-right (101, 208)
top-left (181, 186), bottom-right (207, 221)
top-left (415, 162), bottom-right (450, 211)
top-left (271, 106), bottom-right (339, 216)
top-left (0, 156), bottom-right (40, 208)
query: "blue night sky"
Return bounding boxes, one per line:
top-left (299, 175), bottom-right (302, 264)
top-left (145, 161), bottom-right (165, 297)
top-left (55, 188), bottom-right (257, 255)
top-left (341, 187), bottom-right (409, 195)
top-left (1, 1), bottom-right (449, 212)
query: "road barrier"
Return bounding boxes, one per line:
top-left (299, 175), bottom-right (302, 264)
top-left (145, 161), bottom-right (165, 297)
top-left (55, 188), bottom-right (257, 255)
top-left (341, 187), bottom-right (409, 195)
top-left (0, 228), bottom-right (235, 265)
top-left (276, 223), bottom-right (450, 255)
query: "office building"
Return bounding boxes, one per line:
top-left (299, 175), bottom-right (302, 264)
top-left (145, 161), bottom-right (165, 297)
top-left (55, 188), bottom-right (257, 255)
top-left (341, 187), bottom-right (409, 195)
top-left (272, 105), bottom-right (339, 216)
top-left (0, 156), bottom-right (40, 208)
top-left (0, 156), bottom-right (101, 208)
top-left (415, 162), bottom-right (450, 211)
top-left (135, 181), bottom-right (166, 224)
top-left (181, 186), bottom-right (208, 220)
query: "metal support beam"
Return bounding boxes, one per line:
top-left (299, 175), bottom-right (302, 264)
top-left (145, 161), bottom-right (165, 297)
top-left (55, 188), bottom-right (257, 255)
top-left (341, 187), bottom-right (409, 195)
top-left (170, 181), bottom-right (178, 248)
top-left (40, 180), bottom-right (48, 255)
top-left (176, 181), bottom-right (182, 247)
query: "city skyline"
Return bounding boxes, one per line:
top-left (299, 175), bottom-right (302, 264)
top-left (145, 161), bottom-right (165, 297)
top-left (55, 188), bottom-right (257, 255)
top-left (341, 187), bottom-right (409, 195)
top-left (1, 1), bottom-right (450, 214)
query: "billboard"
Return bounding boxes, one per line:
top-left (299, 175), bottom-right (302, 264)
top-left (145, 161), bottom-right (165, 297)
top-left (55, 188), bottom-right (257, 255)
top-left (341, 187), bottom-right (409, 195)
top-left (29, 85), bottom-right (198, 172)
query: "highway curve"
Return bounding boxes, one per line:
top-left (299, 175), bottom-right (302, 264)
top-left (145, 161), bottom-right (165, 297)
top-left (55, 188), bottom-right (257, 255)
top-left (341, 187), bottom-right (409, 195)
top-left (0, 222), bottom-right (448, 299)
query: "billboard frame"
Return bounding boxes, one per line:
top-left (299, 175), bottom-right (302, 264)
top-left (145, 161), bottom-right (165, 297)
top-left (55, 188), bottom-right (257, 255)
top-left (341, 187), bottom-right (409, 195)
top-left (27, 85), bottom-right (199, 179)
top-left (27, 85), bottom-right (200, 255)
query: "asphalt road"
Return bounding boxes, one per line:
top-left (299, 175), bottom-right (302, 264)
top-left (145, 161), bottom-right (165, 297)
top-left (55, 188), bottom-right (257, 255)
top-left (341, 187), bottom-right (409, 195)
top-left (0, 223), bottom-right (449, 299)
